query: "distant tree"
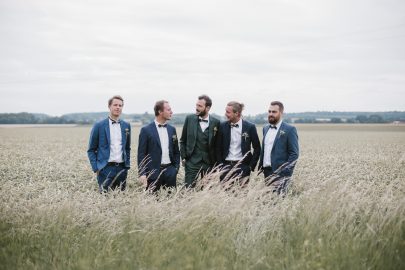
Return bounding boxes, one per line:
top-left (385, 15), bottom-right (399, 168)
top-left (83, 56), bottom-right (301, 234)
top-left (330, 117), bottom-right (343, 123)
top-left (368, 114), bottom-right (385, 123)
top-left (355, 115), bottom-right (368, 123)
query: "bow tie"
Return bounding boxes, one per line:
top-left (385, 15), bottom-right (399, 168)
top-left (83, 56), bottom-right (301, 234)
top-left (199, 118), bottom-right (208, 123)
top-left (158, 124), bottom-right (167, 128)
top-left (269, 125), bottom-right (277, 130)
top-left (110, 118), bottom-right (120, 124)
top-left (230, 123), bottom-right (239, 128)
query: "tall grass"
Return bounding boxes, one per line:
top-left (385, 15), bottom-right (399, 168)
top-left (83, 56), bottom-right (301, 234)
top-left (0, 125), bottom-right (404, 269)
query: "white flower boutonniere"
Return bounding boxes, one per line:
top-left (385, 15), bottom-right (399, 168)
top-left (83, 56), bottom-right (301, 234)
top-left (213, 126), bottom-right (218, 136)
top-left (125, 128), bottom-right (130, 136)
top-left (172, 134), bottom-right (177, 142)
top-left (279, 130), bottom-right (286, 138)
top-left (242, 132), bottom-right (249, 141)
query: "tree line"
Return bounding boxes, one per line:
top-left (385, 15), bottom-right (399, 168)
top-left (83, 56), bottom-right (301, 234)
top-left (1, 111), bottom-right (404, 124)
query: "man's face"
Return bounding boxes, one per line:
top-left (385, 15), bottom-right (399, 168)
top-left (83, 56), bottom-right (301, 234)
top-left (109, 99), bottom-right (123, 118)
top-left (225, 105), bottom-right (238, 123)
top-left (161, 102), bottom-right (173, 121)
top-left (268, 105), bottom-right (282, 124)
top-left (195, 99), bottom-right (209, 117)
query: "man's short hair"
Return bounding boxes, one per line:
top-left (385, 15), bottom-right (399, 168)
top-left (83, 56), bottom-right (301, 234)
top-left (108, 95), bottom-right (124, 106)
top-left (270, 101), bottom-right (284, 113)
top-left (227, 101), bottom-right (244, 114)
top-left (154, 100), bottom-right (168, 116)
top-left (198, 95), bottom-right (212, 108)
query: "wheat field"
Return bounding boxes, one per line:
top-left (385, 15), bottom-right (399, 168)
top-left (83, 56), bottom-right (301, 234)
top-left (0, 124), bottom-right (404, 270)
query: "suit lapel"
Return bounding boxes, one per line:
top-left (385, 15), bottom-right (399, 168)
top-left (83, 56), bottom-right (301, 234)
top-left (104, 118), bottom-right (111, 145)
top-left (263, 124), bottom-right (270, 139)
top-left (167, 125), bottom-right (173, 154)
top-left (271, 122), bottom-right (284, 152)
top-left (120, 121), bottom-right (126, 147)
top-left (151, 122), bottom-right (162, 149)
top-left (241, 120), bottom-right (247, 152)
top-left (224, 122), bottom-right (231, 151)
top-left (193, 115), bottom-right (199, 140)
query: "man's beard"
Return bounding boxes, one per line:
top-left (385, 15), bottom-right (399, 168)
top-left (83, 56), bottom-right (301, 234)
top-left (268, 116), bottom-right (279, 124)
top-left (197, 109), bottom-right (207, 117)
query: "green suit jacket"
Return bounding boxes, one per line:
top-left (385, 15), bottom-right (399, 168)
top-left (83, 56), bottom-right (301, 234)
top-left (180, 114), bottom-right (220, 165)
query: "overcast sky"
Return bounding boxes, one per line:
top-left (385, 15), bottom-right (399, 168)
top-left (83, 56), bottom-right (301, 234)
top-left (0, 0), bottom-right (404, 116)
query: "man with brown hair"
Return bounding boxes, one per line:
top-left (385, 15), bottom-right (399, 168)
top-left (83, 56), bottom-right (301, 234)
top-left (137, 100), bottom-right (180, 192)
top-left (180, 95), bottom-right (220, 188)
top-left (258, 101), bottom-right (299, 194)
top-left (216, 101), bottom-right (260, 184)
top-left (87, 95), bottom-right (131, 193)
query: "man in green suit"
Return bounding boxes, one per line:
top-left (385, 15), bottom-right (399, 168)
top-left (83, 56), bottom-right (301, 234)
top-left (180, 95), bottom-right (220, 188)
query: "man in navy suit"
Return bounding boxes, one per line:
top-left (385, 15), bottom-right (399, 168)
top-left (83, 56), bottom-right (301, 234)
top-left (258, 101), bottom-right (299, 194)
top-left (216, 101), bottom-right (261, 185)
top-left (137, 100), bottom-right (180, 192)
top-left (87, 95), bottom-right (131, 193)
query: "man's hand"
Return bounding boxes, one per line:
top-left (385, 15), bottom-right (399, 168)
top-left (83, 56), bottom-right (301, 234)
top-left (182, 159), bottom-right (186, 166)
top-left (139, 175), bottom-right (148, 188)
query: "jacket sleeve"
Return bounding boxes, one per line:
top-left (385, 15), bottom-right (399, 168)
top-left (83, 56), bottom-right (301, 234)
top-left (179, 116), bottom-right (188, 160)
top-left (280, 126), bottom-right (299, 176)
top-left (172, 128), bottom-right (181, 170)
top-left (287, 126), bottom-right (299, 164)
top-left (87, 123), bottom-right (99, 172)
top-left (126, 123), bottom-right (131, 168)
top-left (249, 124), bottom-right (261, 171)
top-left (137, 127), bottom-right (149, 176)
top-left (215, 123), bottom-right (223, 163)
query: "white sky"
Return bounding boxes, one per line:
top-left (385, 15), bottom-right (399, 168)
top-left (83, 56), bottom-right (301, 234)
top-left (0, 0), bottom-right (404, 116)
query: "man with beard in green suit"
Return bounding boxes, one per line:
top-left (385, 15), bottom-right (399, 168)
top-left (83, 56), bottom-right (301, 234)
top-left (180, 95), bottom-right (220, 188)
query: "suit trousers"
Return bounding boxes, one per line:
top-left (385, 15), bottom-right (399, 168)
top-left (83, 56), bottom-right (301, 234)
top-left (263, 167), bottom-right (290, 194)
top-left (184, 160), bottom-right (211, 188)
top-left (220, 161), bottom-right (251, 184)
top-left (147, 165), bottom-right (177, 192)
top-left (97, 164), bottom-right (128, 193)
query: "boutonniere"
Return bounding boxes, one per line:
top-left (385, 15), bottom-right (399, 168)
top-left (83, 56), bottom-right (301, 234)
top-left (172, 134), bottom-right (177, 142)
top-left (213, 126), bottom-right (218, 136)
top-left (242, 132), bottom-right (249, 141)
top-left (125, 128), bottom-right (130, 136)
top-left (279, 130), bottom-right (286, 137)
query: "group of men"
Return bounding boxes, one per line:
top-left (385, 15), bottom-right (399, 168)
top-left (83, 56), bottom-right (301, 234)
top-left (87, 95), bottom-right (299, 194)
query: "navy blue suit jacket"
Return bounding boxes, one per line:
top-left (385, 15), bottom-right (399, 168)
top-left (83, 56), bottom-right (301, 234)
top-left (259, 121), bottom-right (299, 176)
top-left (87, 118), bottom-right (131, 172)
top-left (137, 122), bottom-right (180, 180)
top-left (216, 120), bottom-right (261, 171)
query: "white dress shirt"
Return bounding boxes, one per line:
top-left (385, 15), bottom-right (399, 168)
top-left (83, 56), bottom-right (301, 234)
top-left (226, 119), bottom-right (243, 161)
top-left (199, 115), bottom-right (209, 132)
top-left (263, 120), bottom-right (283, 168)
top-left (155, 120), bottom-right (171, 165)
top-left (108, 118), bottom-right (124, 163)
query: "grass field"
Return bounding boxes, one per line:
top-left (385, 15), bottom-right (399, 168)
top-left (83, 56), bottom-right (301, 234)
top-left (1, 124), bottom-right (404, 269)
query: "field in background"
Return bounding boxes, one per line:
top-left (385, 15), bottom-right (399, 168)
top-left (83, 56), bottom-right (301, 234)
top-left (1, 124), bottom-right (404, 269)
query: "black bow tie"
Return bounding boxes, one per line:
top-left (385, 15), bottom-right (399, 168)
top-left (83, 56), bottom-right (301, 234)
top-left (158, 124), bottom-right (167, 128)
top-left (110, 118), bottom-right (120, 124)
top-left (230, 123), bottom-right (239, 128)
top-left (199, 118), bottom-right (208, 123)
top-left (269, 125), bottom-right (277, 130)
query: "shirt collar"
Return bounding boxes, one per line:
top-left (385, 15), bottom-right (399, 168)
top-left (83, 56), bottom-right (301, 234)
top-left (274, 120), bottom-right (283, 129)
top-left (230, 118), bottom-right (242, 128)
top-left (109, 117), bottom-right (120, 124)
top-left (199, 115), bottom-right (210, 122)
top-left (154, 120), bottom-right (167, 127)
